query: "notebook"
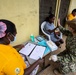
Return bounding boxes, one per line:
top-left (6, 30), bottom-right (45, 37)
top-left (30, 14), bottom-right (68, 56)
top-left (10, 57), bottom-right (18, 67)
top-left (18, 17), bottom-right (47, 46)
top-left (19, 43), bottom-right (36, 56)
top-left (19, 42), bottom-right (46, 61)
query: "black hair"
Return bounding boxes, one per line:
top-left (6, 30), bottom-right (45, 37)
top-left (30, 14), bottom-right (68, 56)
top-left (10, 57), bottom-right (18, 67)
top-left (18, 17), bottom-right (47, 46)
top-left (44, 13), bottom-right (55, 22)
top-left (0, 19), bottom-right (16, 34)
top-left (72, 9), bottom-right (76, 13)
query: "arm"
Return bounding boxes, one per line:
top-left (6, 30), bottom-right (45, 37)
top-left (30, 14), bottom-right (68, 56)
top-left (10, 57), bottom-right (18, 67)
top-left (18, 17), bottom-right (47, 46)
top-left (44, 22), bottom-right (58, 34)
top-left (48, 26), bottom-right (58, 33)
top-left (54, 31), bottom-right (60, 39)
top-left (24, 58), bottom-right (44, 75)
top-left (58, 49), bottom-right (68, 56)
top-left (57, 19), bottom-right (72, 36)
top-left (57, 36), bottom-right (76, 62)
top-left (13, 44), bottom-right (24, 51)
top-left (68, 37), bottom-right (76, 56)
top-left (3, 58), bottom-right (26, 75)
top-left (48, 26), bottom-right (60, 39)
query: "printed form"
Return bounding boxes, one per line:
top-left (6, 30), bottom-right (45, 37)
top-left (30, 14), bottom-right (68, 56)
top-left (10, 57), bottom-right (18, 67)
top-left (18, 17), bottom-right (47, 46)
top-left (19, 42), bottom-right (46, 60)
top-left (19, 43), bottom-right (36, 56)
top-left (29, 45), bottom-right (45, 60)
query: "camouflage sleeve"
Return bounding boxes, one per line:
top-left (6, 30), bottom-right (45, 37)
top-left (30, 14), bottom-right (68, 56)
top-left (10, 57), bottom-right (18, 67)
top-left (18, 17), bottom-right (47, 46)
top-left (69, 37), bottom-right (76, 57)
top-left (57, 49), bottom-right (71, 62)
top-left (59, 26), bottom-right (71, 36)
top-left (57, 36), bottom-right (76, 63)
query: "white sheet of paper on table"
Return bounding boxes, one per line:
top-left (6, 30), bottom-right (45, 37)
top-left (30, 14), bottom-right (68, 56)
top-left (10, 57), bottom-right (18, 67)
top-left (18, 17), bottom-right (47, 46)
top-left (19, 43), bottom-right (36, 56)
top-left (29, 45), bottom-right (46, 60)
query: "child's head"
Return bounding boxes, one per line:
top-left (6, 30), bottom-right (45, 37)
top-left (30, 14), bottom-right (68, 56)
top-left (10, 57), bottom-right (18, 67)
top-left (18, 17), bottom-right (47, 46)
top-left (72, 9), bottom-right (76, 16)
top-left (0, 19), bottom-right (17, 44)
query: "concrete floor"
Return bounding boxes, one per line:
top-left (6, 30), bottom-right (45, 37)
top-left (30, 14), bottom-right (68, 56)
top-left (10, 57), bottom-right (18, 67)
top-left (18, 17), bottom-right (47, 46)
top-left (37, 35), bottom-right (76, 75)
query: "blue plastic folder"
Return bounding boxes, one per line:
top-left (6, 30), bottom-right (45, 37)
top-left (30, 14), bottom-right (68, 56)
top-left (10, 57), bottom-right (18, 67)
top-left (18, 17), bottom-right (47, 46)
top-left (37, 40), bottom-right (51, 55)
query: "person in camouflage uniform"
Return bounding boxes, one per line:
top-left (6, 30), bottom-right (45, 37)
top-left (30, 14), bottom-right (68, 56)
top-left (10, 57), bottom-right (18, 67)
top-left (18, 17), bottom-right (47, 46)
top-left (51, 19), bottom-right (76, 75)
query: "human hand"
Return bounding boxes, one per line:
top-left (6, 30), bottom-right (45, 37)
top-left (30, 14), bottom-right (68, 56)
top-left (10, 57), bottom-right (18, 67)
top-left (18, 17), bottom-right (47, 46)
top-left (49, 55), bottom-right (58, 62)
top-left (54, 32), bottom-right (60, 39)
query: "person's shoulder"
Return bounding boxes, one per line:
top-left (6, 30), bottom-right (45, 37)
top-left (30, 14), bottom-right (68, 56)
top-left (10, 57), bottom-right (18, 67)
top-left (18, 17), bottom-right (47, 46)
top-left (68, 13), bottom-right (73, 16)
top-left (0, 44), bottom-right (18, 60)
top-left (67, 13), bottom-right (74, 20)
top-left (0, 45), bottom-right (14, 67)
top-left (42, 21), bottom-right (47, 24)
top-left (0, 44), bottom-right (13, 54)
top-left (67, 13), bottom-right (72, 18)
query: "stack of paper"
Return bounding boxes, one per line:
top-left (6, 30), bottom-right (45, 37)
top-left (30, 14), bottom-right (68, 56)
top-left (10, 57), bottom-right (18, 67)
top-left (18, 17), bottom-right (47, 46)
top-left (19, 42), bottom-right (46, 60)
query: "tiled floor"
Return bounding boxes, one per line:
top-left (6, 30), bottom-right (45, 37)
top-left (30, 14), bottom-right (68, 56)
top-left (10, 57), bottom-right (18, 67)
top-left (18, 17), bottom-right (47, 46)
top-left (38, 35), bottom-right (76, 75)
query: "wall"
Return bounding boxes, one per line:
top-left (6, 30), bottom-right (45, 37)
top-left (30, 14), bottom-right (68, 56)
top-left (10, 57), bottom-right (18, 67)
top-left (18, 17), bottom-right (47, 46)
top-left (68, 0), bottom-right (76, 14)
top-left (0, 0), bottom-right (39, 45)
top-left (39, 0), bottom-right (57, 34)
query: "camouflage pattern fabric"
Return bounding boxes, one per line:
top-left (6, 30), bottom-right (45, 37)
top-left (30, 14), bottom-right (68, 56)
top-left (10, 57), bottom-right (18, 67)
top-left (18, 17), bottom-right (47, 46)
top-left (57, 26), bottom-right (76, 74)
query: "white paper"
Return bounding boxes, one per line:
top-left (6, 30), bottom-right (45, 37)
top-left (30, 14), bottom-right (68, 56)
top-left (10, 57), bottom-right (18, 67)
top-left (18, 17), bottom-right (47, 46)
top-left (19, 43), bottom-right (36, 56)
top-left (46, 41), bottom-right (58, 51)
top-left (29, 45), bottom-right (45, 60)
top-left (26, 56), bottom-right (36, 64)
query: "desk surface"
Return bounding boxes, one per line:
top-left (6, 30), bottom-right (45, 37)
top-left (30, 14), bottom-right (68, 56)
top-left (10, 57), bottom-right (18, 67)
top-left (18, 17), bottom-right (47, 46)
top-left (26, 41), bottom-right (58, 58)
